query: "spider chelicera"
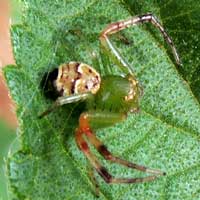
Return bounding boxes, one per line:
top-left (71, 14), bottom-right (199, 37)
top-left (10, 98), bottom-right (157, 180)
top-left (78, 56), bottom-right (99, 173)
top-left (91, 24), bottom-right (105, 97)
top-left (39, 14), bottom-right (180, 188)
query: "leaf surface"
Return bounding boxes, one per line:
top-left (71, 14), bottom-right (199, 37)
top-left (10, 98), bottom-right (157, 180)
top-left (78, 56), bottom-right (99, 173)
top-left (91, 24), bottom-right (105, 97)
top-left (123, 0), bottom-right (200, 101)
top-left (4, 0), bottom-right (200, 199)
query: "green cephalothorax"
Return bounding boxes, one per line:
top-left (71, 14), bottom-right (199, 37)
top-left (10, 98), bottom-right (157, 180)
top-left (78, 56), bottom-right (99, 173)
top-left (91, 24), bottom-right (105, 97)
top-left (89, 75), bottom-right (141, 113)
top-left (39, 13), bottom-right (181, 194)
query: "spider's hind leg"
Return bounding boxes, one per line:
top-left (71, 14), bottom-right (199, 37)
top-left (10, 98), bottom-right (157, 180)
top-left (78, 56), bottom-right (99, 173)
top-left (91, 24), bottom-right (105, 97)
top-left (88, 164), bottom-right (100, 197)
top-left (75, 112), bottom-right (165, 185)
top-left (86, 128), bottom-right (165, 176)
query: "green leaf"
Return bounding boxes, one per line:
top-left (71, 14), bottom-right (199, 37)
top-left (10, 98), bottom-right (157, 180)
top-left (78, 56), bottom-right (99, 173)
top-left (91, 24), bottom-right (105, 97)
top-left (0, 120), bottom-right (16, 200)
top-left (123, 0), bottom-right (200, 101)
top-left (4, 0), bottom-right (200, 199)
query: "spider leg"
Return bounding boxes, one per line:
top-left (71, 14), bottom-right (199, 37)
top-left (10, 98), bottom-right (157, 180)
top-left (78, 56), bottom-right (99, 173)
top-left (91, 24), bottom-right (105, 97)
top-left (38, 93), bottom-right (92, 118)
top-left (79, 112), bottom-right (165, 175)
top-left (100, 13), bottom-right (181, 75)
top-left (88, 164), bottom-right (100, 197)
top-left (75, 112), bottom-right (165, 184)
top-left (87, 130), bottom-right (165, 176)
top-left (76, 125), bottom-right (157, 184)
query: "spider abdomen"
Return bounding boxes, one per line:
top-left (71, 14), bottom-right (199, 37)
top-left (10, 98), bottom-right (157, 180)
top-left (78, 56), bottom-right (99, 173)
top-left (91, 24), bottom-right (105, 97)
top-left (44, 62), bottom-right (101, 99)
top-left (56, 62), bottom-right (101, 96)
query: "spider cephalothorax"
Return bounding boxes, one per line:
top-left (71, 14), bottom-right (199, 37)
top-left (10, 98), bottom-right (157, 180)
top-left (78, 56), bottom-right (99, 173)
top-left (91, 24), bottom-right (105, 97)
top-left (39, 13), bottom-right (180, 194)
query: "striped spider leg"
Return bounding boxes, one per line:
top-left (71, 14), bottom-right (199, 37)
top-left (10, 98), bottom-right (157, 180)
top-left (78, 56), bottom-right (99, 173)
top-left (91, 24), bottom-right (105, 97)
top-left (76, 112), bottom-right (165, 186)
top-left (100, 13), bottom-right (181, 76)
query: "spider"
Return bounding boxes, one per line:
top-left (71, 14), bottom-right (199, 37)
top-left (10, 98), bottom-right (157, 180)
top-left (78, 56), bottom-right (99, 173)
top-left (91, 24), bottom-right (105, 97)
top-left (39, 14), bottom-right (180, 189)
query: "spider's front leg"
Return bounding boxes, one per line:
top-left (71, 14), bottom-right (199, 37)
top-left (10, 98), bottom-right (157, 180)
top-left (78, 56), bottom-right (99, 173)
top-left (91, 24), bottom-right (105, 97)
top-left (100, 13), bottom-right (181, 76)
top-left (75, 111), bottom-right (165, 185)
top-left (38, 93), bottom-right (91, 118)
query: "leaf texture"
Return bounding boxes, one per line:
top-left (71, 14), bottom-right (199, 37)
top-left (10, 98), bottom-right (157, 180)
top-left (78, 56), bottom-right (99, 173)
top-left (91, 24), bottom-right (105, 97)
top-left (4, 0), bottom-right (200, 199)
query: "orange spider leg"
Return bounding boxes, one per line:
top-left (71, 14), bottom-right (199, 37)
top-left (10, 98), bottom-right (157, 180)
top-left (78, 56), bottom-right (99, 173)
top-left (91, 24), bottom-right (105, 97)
top-left (75, 112), bottom-right (164, 184)
top-left (85, 128), bottom-right (165, 176)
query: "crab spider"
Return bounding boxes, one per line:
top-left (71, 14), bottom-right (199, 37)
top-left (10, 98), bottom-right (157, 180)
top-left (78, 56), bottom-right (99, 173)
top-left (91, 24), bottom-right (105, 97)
top-left (39, 13), bottom-right (180, 192)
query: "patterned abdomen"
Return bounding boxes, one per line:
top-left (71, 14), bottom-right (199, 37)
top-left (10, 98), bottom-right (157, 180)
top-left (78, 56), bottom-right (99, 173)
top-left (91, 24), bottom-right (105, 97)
top-left (55, 62), bottom-right (101, 96)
